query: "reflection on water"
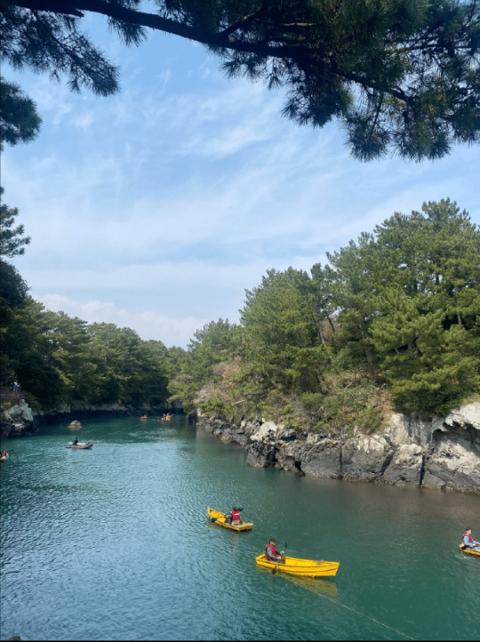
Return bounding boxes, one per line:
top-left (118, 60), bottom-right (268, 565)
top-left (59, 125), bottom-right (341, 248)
top-left (256, 567), bottom-right (339, 599)
top-left (280, 573), bottom-right (339, 599)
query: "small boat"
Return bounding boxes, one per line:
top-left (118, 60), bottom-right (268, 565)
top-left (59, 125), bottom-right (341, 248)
top-left (66, 442), bottom-right (93, 449)
top-left (207, 507), bottom-right (253, 532)
top-left (459, 544), bottom-right (480, 558)
top-left (0, 451), bottom-right (9, 463)
top-left (68, 420), bottom-right (82, 429)
top-left (139, 415), bottom-right (148, 421)
top-left (255, 553), bottom-right (340, 577)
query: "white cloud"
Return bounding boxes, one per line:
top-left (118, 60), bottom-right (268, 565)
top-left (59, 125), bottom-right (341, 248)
top-left (72, 111), bottom-right (94, 131)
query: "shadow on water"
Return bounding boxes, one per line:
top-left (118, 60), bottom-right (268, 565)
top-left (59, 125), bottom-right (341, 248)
top-left (257, 568), bottom-right (339, 599)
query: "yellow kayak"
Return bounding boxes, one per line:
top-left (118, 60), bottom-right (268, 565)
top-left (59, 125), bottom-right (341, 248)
top-left (459, 544), bottom-right (480, 557)
top-left (207, 508), bottom-right (253, 532)
top-left (256, 553), bottom-right (340, 577)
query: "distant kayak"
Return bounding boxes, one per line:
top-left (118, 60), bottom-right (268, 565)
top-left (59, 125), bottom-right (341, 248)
top-left (255, 553), bottom-right (340, 577)
top-left (459, 545), bottom-right (480, 558)
top-left (66, 442), bottom-right (93, 450)
top-left (207, 507), bottom-right (253, 532)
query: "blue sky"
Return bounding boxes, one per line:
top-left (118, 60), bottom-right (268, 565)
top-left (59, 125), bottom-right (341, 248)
top-left (4, 14), bottom-right (479, 346)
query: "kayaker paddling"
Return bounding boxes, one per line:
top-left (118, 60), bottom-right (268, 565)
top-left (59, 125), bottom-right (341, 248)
top-left (462, 528), bottom-right (480, 552)
top-left (66, 440), bottom-right (93, 449)
top-left (226, 506), bottom-right (242, 525)
top-left (265, 538), bottom-right (285, 563)
top-left (207, 507), bottom-right (253, 532)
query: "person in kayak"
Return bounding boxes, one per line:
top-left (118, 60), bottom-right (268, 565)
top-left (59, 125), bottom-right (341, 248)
top-left (462, 528), bottom-right (480, 551)
top-left (226, 506), bottom-right (242, 524)
top-left (265, 539), bottom-right (285, 563)
top-left (73, 437), bottom-right (79, 446)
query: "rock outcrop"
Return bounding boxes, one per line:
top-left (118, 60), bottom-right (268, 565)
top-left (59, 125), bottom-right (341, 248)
top-left (0, 399), bottom-right (37, 437)
top-left (197, 402), bottom-right (480, 494)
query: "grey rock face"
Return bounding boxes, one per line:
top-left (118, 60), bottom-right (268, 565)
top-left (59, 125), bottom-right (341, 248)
top-left (342, 435), bottom-right (393, 481)
top-left (423, 426), bottom-right (480, 493)
top-left (1, 400), bottom-right (37, 437)
top-left (197, 401), bottom-right (480, 494)
top-left (300, 440), bottom-right (342, 478)
top-left (275, 439), bottom-right (307, 473)
top-left (246, 441), bottom-right (277, 468)
top-left (382, 444), bottom-right (424, 485)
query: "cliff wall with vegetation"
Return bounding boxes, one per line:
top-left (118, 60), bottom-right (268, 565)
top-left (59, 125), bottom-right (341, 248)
top-left (198, 402), bottom-right (480, 494)
top-left (170, 201), bottom-right (480, 493)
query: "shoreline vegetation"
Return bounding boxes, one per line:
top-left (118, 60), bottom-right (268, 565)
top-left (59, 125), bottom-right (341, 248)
top-left (169, 200), bottom-right (480, 430)
top-left (1, 200), bottom-right (479, 492)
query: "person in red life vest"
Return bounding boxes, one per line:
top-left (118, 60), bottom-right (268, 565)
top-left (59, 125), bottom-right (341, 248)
top-left (462, 528), bottom-right (480, 551)
top-left (230, 507), bottom-right (242, 524)
top-left (225, 506), bottom-right (243, 524)
top-left (265, 538), bottom-right (285, 563)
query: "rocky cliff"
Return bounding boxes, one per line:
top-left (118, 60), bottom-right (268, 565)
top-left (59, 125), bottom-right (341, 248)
top-left (197, 402), bottom-right (480, 494)
top-left (0, 399), bottom-right (37, 437)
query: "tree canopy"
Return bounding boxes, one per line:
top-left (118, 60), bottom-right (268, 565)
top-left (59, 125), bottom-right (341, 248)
top-left (172, 199), bottom-right (480, 429)
top-left (0, 187), bottom-right (31, 258)
top-left (0, 187), bottom-right (31, 381)
top-left (1, 197), bottom-right (477, 423)
top-left (2, 0), bottom-right (480, 159)
top-left (3, 299), bottom-right (178, 409)
top-left (0, 79), bottom-right (41, 149)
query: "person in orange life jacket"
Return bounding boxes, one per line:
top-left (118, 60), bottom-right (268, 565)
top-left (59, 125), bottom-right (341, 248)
top-left (265, 538), bottom-right (285, 563)
top-left (226, 506), bottom-right (243, 524)
top-left (462, 528), bottom-right (480, 551)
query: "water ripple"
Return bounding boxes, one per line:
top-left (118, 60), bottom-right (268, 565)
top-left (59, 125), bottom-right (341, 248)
top-left (1, 417), bottom-right (479, 641)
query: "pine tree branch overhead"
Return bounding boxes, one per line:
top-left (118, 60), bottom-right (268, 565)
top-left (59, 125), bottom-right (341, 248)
top-left (2, 0), bottom-right (480, 160)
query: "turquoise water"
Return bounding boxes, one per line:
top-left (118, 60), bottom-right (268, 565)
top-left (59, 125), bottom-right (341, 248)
top-left (0, 416), bottom-right (479, 641)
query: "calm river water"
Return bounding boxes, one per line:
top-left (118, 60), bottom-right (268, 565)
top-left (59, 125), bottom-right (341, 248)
top-left (0, 416), bottom-right (479, 641)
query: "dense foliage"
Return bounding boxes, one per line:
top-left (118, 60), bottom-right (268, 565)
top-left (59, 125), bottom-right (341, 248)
top-left (168, 319), bottom-right (240, 413)
top-left (0, 187), bottom-right (30, 383)
top-left (2, 1), bottom-right (480, 159)
top-left (1, 197), bottom-right (478, 426)
top-left (0, 187), bottom-right (30, 257)
top-left (0, 79), bottom-right (41, 150)
top-left (2, 298), bottom-right (181, 410)
top-left (172, 199), bottom-right (480, 431)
